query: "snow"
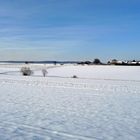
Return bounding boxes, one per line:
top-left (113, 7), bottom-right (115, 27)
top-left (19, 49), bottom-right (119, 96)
top-left (0, 64), bottom-right (140, 140)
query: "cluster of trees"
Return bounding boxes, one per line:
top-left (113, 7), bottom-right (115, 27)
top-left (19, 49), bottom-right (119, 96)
top-left (21, 67), bottom-right (48, 77)
top-left (78, 58), bottom-right (102, 65)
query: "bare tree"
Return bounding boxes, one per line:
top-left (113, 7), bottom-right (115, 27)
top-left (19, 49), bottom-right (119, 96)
top-left (42, 69), bottom-right (48, 77)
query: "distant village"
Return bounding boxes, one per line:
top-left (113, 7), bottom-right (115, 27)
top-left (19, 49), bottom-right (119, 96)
top-left (78, 59), bottom-right (140, 66)
top-left (107, 59), bottom-right (140, 65)
top-left (0, 59), bottom-right (140, 66)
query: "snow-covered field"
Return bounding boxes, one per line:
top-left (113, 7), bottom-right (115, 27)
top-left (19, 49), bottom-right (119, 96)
top-left (0, 64), bottom-right (140, 140)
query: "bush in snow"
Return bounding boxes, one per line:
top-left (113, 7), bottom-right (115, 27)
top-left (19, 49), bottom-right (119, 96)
top-left (21, 67), bottom-right (33, 76)
top-left (42, 69), bottom-right (48, 77)
top-left (93, 58), bottom-right (101, 65)
top-left (72, 75), bottom-right (78, 78)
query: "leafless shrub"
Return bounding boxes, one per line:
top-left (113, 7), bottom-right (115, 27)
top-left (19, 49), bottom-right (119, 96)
top-left (21, 67), bottom-right (33, 76)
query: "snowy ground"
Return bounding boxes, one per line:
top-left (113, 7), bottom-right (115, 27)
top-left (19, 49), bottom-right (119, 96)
top-left (0, 64), bottom-right (140, 140)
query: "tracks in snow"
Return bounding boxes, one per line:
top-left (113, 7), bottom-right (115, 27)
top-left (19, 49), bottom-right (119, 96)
top-left (0, 121), bottom-right (97, 140)
top-left (0, 77), bottom-right (139, 94)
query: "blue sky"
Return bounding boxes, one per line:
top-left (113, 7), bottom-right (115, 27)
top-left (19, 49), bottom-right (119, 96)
top-left (0, 0), bottom-right (140, 61)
